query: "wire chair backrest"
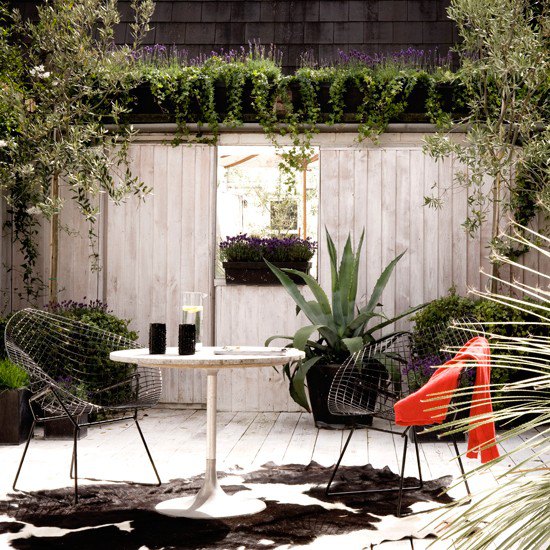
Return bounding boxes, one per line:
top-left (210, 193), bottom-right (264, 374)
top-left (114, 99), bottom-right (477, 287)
top-left (5, 308), bottom-right (162, 416)
top-left (327, 318), bottom-right (485, 420)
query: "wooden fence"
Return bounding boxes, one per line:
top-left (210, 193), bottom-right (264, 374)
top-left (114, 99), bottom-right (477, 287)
top-left (1, 133), bottom-right (546, 411)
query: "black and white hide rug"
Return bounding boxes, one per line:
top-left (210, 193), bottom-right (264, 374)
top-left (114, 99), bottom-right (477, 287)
top-left (0, 462), bottom-right (453, 549)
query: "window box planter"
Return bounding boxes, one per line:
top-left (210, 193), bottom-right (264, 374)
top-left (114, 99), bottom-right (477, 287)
top-left (223, 261), bottom-right (311, 285)
top-left (214, 82), bottom-right (256, 119)
top-left (130, 82), bottom-right (165, 116)
top-left (0, 389), bottom-right (33, 445)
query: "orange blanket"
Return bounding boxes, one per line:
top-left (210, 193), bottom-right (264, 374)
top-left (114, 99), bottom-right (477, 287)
top-left (394, 336), bottom-right (499, 463)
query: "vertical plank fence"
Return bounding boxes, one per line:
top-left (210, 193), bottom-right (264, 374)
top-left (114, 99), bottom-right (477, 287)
top-left (1, 134), bottom-right (546, 411)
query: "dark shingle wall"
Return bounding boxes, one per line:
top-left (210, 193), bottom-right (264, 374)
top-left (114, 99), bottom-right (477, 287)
top-left (12, 1), bottom-right (456, 72)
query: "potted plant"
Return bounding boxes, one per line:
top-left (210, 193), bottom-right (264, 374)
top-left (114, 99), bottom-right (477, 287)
top-left (220, 234), bottom-right (316, 285)
top-left (0, 358), bottom-right (32, 445)
top-left (265, 229), bottom-right (423, 427)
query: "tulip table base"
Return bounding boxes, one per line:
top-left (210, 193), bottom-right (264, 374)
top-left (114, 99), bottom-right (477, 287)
top-left (155, 370), bottom-right (267, 519)
top-left (109, 347), bottom-right (304, 519)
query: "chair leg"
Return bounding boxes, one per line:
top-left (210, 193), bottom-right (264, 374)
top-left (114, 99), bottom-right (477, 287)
top-left (325, 427), bottom-right (355, 496)
top-left (73, 425), bottom-right (80, 504)
top-left (70, 439), bottom-right (76, 479)
top-left (451, 434), bottom-right (471, 498)
top-left (396, 426), bottom-right (424, 517)
top-left (412, 426), bottom-right (423, 489)
top-left (396, 429), bottom-right (409, 517)
top-left (326, 426), bottom-right (423, 501)
top-left (13, 420), bottom-right (36, 491)
top-left (135, 418), bottom-right (161, 486)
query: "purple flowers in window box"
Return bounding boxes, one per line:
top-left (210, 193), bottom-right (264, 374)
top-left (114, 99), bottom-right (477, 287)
top-left (219, 234), bottom-right (316, 285)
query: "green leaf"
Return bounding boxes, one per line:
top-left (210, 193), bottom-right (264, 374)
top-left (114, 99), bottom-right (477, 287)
top-left (265, 334), bottom-right (293, 346)
top-left (292, 324), bottom-right (325, 351)
top-left (337, 235), bottom-right (355, 321)
top-left (289, 356), bottom-right (323, 411)
top-left (349, 229), bottom-right (365, 310)
top-left (265, 260), bottom-right (326, 325)
top-left (362, 250), bottom-right (406, 315)
top-left (345, 310), bottom-right (379, 333)
top-left (325, 227), bottom-right (339, 295)
top-left (342, 336), bottom-right (364, 354)
top-left (280, 268), bottom-right (332, 316)
top-left (368, 303), bottom-right (425, 333)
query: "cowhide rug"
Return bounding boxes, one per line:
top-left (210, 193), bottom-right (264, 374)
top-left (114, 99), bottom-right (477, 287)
top-left (0, 462), bottom-right (453, 549)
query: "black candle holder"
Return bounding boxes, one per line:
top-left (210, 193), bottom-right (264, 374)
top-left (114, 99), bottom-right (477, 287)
top-left (178, 324), bottom-right (196, 355)
top-left (149, 323), bottom-right (166, 354)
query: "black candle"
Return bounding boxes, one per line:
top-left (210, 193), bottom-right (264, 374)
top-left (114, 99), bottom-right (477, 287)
top-left (149, 323), bottom-right (166, 354)
top-left (178, 324), bottom-right (196, 355)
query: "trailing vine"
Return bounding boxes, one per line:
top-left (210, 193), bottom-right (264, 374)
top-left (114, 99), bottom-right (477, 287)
top-left (3, 14), bottom-right (546, 302)
top-left (0, 0), bottom-right (154, 302)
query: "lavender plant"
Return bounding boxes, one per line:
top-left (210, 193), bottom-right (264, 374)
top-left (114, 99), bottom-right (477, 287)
top-left (337, 47), bottom-right (453, 71)
top-left (219, 234), bottom-right (316, 263)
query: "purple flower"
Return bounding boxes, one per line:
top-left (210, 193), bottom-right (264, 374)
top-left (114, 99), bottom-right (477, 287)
top-left (405, 352), bottom-right (475, 390)
top-left (219, 234), bottom-right (317, 262)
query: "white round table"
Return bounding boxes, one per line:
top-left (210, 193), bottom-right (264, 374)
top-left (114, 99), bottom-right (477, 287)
top-left (110, 346), bottom-right (304, 519)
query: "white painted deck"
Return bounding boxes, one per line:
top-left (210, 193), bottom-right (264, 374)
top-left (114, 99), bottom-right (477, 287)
top-left (0, 409), bottom-right (546, 549)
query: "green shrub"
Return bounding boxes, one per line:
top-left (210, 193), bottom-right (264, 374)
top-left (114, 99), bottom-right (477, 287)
top-left (0, 358), bottom-right (28, 390)
top-left (411, 289), bottom-right (545, 408)
top-left (44, 299), bottom-right (138, 341)
top-left (411, 287), bottom-right (477, 344)
top-left (41, 300), bottom-right (138, 404)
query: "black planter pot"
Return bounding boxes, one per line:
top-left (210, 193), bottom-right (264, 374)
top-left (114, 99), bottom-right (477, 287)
top-left (44, 414), bottom-right (88, 440)
top-left (0, 389), bottom-right (33, 445)
top-left (289, 81), bottom-right (332, 117)
top-left (306, 364), bottom-right (373, 429)
top-left (130, 82), bottom-right (164, 116)
top-left (214, 82), bottom-right (255, 118)
top-left (223, 261), bottom-right (311, 285)
top-left (403, 79), bottom-right (429, 114)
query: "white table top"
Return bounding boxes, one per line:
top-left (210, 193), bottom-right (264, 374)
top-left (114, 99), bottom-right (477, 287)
top-left (110, 346), bottom-right (305, 369)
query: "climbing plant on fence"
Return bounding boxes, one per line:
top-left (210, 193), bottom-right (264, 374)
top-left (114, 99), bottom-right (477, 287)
top-left (1, 0), bottom-right (547, 302)
top-left (0, 0), bottom-right (154, 302)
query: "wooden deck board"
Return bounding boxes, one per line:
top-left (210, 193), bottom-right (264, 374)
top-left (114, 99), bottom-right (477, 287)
top-left (1, 409), bottom-right (547, 549)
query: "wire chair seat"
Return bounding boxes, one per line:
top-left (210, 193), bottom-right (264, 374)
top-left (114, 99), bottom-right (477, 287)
top-left (328, 332), bottom-right (412, 420)
top-left (324, 320), bottom-right (484, 516)
top-left (5, 308), bottom-right (162, 418)
top-left (5, 308), bottom-right (163, 503)
top-left (328, 320), bottom-right (483, 422)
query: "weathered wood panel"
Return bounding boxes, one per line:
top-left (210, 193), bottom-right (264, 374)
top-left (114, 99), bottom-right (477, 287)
top-left (2, 135), bottom-right (547, 412)
top-left (214, 284), bottom-right (310, 412)
top-left (318, 146), bottom-right (493, 337)
top-left (103, 143), bottom-right (216, 405)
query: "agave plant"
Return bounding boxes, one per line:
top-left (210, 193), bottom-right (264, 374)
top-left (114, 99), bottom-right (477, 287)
top-left (431, 220), bottom-right (550, 550)
top-left (265, 228), bottom-right (423, 410)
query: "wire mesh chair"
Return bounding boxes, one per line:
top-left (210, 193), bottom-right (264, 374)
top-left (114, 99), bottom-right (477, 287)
top-left (5, 308), bottom-right (163, 503)
top-left (326, 320), bottom-right (483, 516)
